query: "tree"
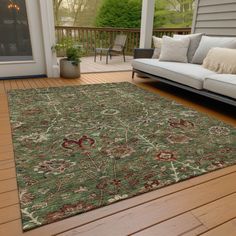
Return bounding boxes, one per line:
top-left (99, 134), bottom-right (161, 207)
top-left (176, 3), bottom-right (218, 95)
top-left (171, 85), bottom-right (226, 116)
top-left (95, 0), bottom-right (142, 28)
top-left (154, 0), bottom-right (194, 28)
top-left (53, 0), bottom-right (63, 25)
top-left (53, 0), bottom-right (103, 26)
top-left (65, 0), bottom-right (89, 26)
top-left (53, 0), bottom-right (194, 28)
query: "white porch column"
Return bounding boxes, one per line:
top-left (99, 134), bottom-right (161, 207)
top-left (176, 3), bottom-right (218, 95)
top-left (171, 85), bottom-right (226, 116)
top-left (139, 0), bottom-right (155, 48)
top-left (39, 0), bottom-right (59, 78)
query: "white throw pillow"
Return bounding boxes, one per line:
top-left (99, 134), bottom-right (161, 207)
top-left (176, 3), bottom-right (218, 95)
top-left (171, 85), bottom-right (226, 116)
top-left (173, 33), bottom-right (204, 62)
top-left (152, 36), bottom-right (162, 59)
top-left (159, 36), bottom-right (190, 63)
top-left (202, 47), bottom-right (236, 74)
top-left (192, 36), bottom-right (236, 64)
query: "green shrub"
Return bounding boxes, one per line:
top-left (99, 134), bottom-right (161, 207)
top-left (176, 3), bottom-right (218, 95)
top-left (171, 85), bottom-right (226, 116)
top-left (95, 0), bottom-right (142, 28)
top-left (52, 38), bottom-right (83, 66)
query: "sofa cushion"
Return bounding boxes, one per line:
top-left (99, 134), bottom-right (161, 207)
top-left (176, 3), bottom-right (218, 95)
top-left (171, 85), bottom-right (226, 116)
top-left (203, 74), bottom-right (236, 99)
top-left (159, 36), bottom-right (190, 63)
top-left (152, 36), bottom-right (162, 59)
top-left (174, 33), bottom-right (204, 62)
top-left (203, 47), bottom-right (236, 74)
top-left (191, 36), bottom-right (236, 64)
top-left (132, 59), bottom-right (216, 89)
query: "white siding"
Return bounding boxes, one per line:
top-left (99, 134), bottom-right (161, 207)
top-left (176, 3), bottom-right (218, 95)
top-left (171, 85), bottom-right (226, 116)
top-left (192, 0), bottom-right (236, 36)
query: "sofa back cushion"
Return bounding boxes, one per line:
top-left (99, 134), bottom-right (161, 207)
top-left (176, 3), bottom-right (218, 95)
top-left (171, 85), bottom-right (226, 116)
top-left (152, 36), bottom-right (162, 59)
top-left (202, 47), bottom-right (236, 74)
top-left (192, 36), bottom-right (236, 64)
top-left (174, 33), bottom-right (204, 62)
top-left (159, 36), bottom-right (190, 63)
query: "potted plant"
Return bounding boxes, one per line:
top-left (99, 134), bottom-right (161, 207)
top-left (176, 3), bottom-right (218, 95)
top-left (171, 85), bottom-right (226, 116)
top-left (53, 38), bottom-right (83, 79)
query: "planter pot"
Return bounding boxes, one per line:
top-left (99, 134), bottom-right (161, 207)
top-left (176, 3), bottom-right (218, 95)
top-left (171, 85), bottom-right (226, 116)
top-left (60, 58), bottom-right (80, 79)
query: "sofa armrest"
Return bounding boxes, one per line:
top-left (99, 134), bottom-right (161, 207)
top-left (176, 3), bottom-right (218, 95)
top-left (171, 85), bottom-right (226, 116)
top-left (133, 48), bottom-right (154, 59)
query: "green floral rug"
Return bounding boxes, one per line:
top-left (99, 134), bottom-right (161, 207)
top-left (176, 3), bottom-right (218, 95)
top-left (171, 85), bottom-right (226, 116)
top-left (8, 82), bottom-right (236, 231)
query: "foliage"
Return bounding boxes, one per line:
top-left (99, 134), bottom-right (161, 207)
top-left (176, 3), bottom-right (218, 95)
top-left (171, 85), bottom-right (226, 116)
top-left (65, 46), bottom-right (82, 65)
top-left (95, 0), bottom-right (142, 28)
top-left (95, 0), bottom-right (193, 28)
top-left (53, 0), bottom-right (194, 28)
top-left (53, 0), bottom-right (63, 25)
top-left (154, 0), bottom-right (194, 28)
top-left (52, 38), bottom-right (83, 65)
top-left (53, 0), bottom-right (103, 26)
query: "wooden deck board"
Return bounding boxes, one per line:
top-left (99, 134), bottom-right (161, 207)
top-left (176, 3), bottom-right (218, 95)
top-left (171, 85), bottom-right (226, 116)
top-left (80, 56), bottom-right (132, 74)
top-left (0, 151), bottom-right (14, 162)
top-left (200, 218), bottom-right (236, 236)
top-left (0, 178), bottom-right (17, 194)
top-left (57, 173), bottom-right (236, 236)
top-left (0, 190), bottom-right (19, 208)
top-left (192, 193), bottom-right (236, 229)
top-left (0, 168), bottom-right (16, 181)
top-left (0, 160), bottom-right (15, 170)
top-left (0, 71), bottom-right (235, 236)
top-left (0, 204), bottom-right (20, 225)
top-left (132, 212), bottom-right (207, 236)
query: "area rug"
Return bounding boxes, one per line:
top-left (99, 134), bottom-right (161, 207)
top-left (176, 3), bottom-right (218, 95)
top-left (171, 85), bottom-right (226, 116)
top-left (8, 82), bottom-right (236, 231)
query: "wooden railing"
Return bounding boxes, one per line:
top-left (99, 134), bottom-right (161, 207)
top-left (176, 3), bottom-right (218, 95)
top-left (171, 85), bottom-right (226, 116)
top-left (55, 26), bottom-right (191, 56)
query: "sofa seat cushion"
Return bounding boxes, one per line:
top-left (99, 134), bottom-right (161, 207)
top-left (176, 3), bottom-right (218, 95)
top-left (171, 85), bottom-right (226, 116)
top-left (203, 74), bottom-right (236, 99)
top-left (132, 59), bottom-right (216, 89)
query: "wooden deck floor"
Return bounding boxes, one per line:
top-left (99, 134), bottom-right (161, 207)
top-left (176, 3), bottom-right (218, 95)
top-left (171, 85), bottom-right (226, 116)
top-left (0, 72), bottom-right (236, 236)
top-left (80, 56), bottom-right (132, 73)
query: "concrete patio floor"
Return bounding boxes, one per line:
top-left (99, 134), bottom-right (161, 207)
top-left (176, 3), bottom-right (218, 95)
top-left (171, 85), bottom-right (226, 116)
top-left (80, 55), bottom-right (133, 73)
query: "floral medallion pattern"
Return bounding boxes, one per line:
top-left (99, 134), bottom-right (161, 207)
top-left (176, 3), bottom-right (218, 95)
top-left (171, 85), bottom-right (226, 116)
top-left (8, 82), bottom-right (236, 231)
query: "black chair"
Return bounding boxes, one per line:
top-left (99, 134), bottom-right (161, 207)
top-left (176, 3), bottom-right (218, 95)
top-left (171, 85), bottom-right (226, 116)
top-left (94, 34), bottom-right (127, 64)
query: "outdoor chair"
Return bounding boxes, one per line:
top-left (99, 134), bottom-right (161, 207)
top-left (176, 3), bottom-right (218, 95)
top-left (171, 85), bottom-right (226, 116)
top-left (94, 34), bottom-right (127, 64)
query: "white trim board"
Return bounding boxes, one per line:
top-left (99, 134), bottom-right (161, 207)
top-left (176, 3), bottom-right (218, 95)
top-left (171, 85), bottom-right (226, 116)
top-left (39, 0), bottom-right (59, 78)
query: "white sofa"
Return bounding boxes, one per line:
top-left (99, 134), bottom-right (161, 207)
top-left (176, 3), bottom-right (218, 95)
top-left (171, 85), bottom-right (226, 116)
top-left (132, 51), bottom-right (236, 106)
